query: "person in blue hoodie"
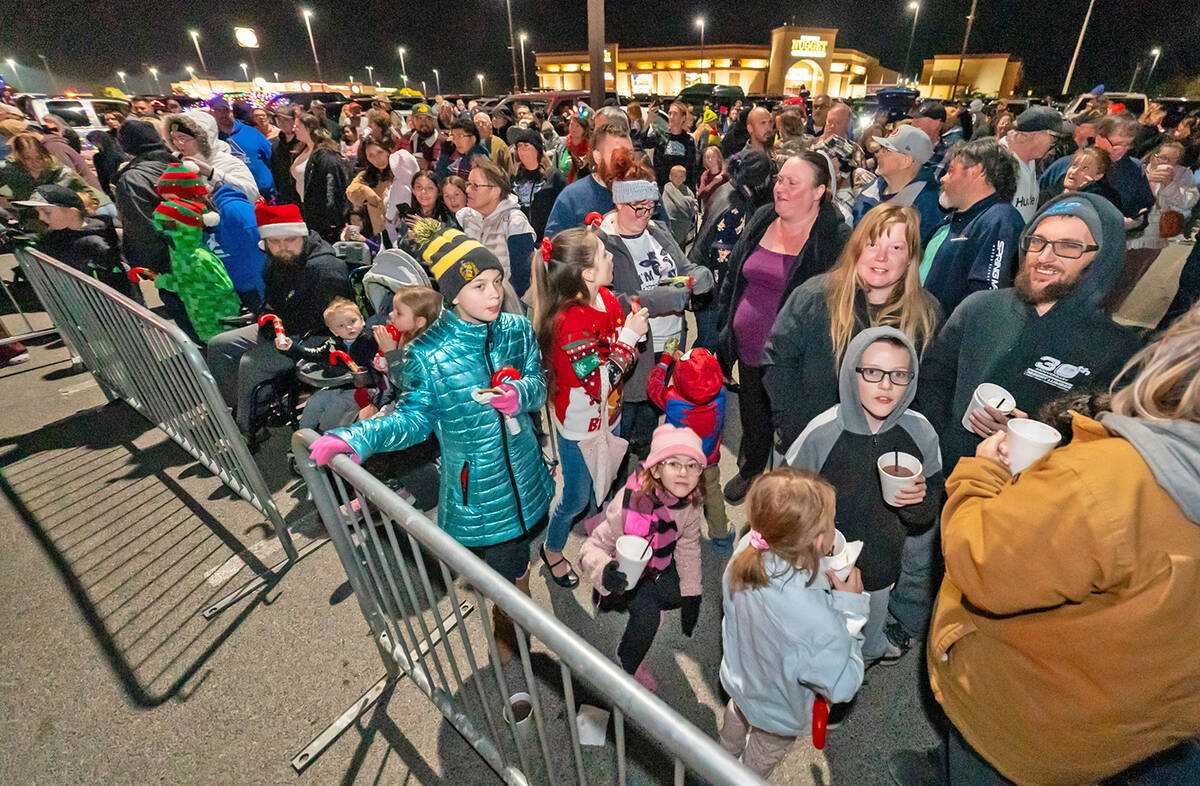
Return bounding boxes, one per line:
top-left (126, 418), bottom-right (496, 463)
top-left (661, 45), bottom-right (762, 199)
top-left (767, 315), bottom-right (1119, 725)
top-left (852, 125), bottom-right (944, 244)
top-left (209, 98), bottom-right (275, 202)
top-left (207, 184), bottom-right (265, 309)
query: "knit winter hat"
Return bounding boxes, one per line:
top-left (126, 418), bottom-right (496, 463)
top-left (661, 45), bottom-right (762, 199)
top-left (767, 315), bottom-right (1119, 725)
top-left (506, 125), bottom-right (543, 154)
top-left (611, 179), bottom-right (659, 205)
top-left (154, 197), bottom-right (219, 230)
top-left (671, 348), bottom-right (723, 406)
top-left (254, 202), bottom-right (308, 239)
top-left (642, 424), bottom-right (706, 469)
top-left (117, 119), bottom-right (168, 156)
top-left (1023, 193), bottom-right (1104, 255)
top-left (157, 161), bottom-right (209, 200)
top-left (419, 227), bottom-right (505, 305)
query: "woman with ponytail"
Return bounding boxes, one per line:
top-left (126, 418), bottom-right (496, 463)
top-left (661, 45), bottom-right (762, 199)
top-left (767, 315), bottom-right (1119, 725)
top-left (718, 467), bottom-right (867, 778)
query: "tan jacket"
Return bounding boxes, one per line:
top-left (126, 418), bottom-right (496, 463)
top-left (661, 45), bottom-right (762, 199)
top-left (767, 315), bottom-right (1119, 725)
top-left (484, 133), bottom-right (511, 171)
top-left (346, 174), bottom-right (388, 236)
top-left (929, 415), bottom-right (1200, 784)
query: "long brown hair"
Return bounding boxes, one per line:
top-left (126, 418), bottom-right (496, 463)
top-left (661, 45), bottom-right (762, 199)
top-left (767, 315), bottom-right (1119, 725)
top-left (297, 113), bottom-right (338, 151)
top-left (531, 227), bottom-right (602, 393)
top-left (392, 286), bottom-right (443, 343)
top-left (825, 203), bottom-right (939, 365)
top-left (1110, 300), bottom-right (1200, 422)
top-left (728, 468), bottom-right (836, 591)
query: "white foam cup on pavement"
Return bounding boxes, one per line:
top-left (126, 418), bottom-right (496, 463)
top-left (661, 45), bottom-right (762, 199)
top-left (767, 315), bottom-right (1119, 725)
top-left (614, 535), bottom-right (652, 591)
top-left (877, 452), bottom-right (923, 506)
top-left (1006, 419), bottom-right (1062, 474)
top-left (962, 383), bottom-right (1016, 432)
top-left (502, 691), bottom-right (535, 745)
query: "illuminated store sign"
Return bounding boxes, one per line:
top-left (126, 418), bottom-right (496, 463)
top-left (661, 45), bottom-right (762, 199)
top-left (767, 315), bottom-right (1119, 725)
top-left (791, 36), bottom-right (828, 56)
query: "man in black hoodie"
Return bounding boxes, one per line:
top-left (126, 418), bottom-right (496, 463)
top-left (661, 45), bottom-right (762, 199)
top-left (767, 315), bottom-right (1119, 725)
top-left (114, 119), bottom-right (176, 276)
top-left (919, 191), bottom-right (1147, 477)
top-left (206, 206), bottom-right (352, 432)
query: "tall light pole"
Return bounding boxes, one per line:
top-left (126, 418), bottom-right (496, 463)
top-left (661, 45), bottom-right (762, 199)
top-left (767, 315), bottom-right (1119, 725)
top-left (4, 58), bottom-right (20, 91)
top-left (148, 65), bottom-right (161, 94)
top-left (433, 68), bottom-right (441, 95)
top-left (38, 53), bottom-right (58, 95)
top-left (903, 2), bottom-right (920, 81)
top-left (1146, 47), bottom-right (1162, 91)
top-left (503, 0), bottom-right (519, 92)
top-left (240, 63), bottom-right (250, 81)
top-left (302, 9), bottom-right (323, 83)
top-left (397, 46), bottom-right (407, 87)
top-left (1062, 0), bottom-right (1095, 95)
top-left (273, 71), bottom-right (279, 82)
top-left (117, 70), bottom-right (128, 91)
top-left (477, 73), bottom-right (485, 94)
top-left (188, 30), bottom-right (209, 76)
top-left (185, 65), bottom-right (195, 84)
top-left (365, 65), bottom-right (374, 85)
top-left (949, 0), bottom-right (977, 101)
top-left (519, 33), bottom-right (529, 91)
top-left (422, 80), bottom-right (428, 96)
top-left (695, 17), bottom-right (706, 83)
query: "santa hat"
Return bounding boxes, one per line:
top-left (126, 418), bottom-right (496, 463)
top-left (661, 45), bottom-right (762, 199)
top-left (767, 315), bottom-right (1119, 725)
top-left (254, 202), bottom-right (308, 239)
top-left (156, 161), bottom-right (209, 200)
top-left (154, 197), bottom-right (220, 229)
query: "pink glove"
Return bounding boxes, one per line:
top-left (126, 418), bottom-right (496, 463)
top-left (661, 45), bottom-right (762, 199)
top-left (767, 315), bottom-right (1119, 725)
top-left (489, 383), bottom-right (520, 415)
top-left (309, 434), bottom-right (361, 466)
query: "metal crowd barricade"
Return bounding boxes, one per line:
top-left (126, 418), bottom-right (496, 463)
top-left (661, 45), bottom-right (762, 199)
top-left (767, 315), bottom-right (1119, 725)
top-left (16, 247), bottom-right (318, 615)
top-left (292, 428), bottom-right (767, 785)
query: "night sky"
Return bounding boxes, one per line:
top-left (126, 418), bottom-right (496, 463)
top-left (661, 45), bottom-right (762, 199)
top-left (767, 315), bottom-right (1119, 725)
top-left (2, 0), bottom-right (1198, 97)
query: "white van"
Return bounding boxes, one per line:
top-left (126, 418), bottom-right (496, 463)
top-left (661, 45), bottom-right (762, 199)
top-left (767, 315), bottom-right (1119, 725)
top-left (19, 96), bottom-right (132, 136)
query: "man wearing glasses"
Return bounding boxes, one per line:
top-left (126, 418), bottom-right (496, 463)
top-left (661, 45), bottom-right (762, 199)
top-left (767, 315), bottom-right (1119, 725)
top-left (1093, 114), bottom-right (1155, 231)
top-left (919, 191), bottom-right (1145, 476)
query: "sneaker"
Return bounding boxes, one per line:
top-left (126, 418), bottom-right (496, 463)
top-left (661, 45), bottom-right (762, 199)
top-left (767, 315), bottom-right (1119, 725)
top-left (632, 661), bottom-right (657, 694)
top-left (875, 638), bottom-right (905, 666)
top-left (826, 700), bottom-right (853, 729)
top-left (888, 747), bottom-right (944, 786)
top-left (0, 350), bottom-right (30, 367)
top-left (723, 473), bottom-right (751, 504)
top-left (885, 620), bottom-right (912, 651)
top-left (709, 532), bottom-right (735, 554)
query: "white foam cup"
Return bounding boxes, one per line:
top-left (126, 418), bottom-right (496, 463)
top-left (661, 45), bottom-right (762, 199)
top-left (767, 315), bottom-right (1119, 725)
top-left (502, 691), bottom-right (535, 745)
top-left (1006, 419), bottom-right (1062, 474)
top-left (614, 535), bottom-right (652, 591)
top-left (877, 452), bottom-right (924, 506)
top-left (962, 383), bottom-right (1016, 432)
top-left (819, 530), bottom-right (850, 581)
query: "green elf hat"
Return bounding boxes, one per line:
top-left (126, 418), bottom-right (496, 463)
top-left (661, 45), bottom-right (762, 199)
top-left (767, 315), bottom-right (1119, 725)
top-left (419, 227), bottom-right (504, 305)
top-left (157, 161), bottom-right (210, 200)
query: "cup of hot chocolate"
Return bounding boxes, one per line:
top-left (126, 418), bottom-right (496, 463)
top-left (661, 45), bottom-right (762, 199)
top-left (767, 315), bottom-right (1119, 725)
top-left (877, 451), bottom-right (923, 506)
top-left (1005, 418), bottom-right (1062, 474)
top-left (962, 383), bottom-right (1016, 433)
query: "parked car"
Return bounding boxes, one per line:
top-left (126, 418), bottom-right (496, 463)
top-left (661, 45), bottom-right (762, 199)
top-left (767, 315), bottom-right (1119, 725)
top-left (1065, 91), bottom-right (1147, 118)
top-left (676, 83), bottom-right (745, 114)
top-left (18, 95), bottom-right (131, 136)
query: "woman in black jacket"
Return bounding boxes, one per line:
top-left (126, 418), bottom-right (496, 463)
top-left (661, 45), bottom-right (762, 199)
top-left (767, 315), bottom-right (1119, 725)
top-left (508, 126), bottom-right (565, 240)
top-left (715, 151), bottom-right (846, 503)
top-left (294, 113), bottom-right (349, 243)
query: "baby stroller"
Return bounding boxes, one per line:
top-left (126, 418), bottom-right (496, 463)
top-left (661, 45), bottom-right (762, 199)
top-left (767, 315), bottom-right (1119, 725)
top-left (360, 248), bottom-right (433, 316)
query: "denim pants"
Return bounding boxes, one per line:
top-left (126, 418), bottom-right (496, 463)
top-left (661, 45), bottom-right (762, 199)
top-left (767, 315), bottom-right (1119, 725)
top-left (692, 300), bottom-right (719, 352)
top-left (863, 584), bottom-right (892, 660)
top-left (620, 400), bottom-right (659, 453)
top-left (544, 433), bottom-right (597, 553)
top-left (888, 526), bottom-right (940, 640)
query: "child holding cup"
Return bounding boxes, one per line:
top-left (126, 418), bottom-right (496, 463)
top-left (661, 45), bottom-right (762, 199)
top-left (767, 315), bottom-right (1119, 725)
top-left (784, 327), bottom-right (944, 666)
top-left (578, 424), bottom-right (706, 693)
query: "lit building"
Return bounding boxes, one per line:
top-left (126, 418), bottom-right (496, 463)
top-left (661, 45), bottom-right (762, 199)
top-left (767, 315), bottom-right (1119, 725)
top-left (536, 25), bottom-right (899, 99)
top-left (918, 54), bottom-right (1022, 100)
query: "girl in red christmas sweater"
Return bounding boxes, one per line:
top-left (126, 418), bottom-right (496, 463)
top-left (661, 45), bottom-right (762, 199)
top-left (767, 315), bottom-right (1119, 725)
top-left (532, 227), bottom-right (650, 588)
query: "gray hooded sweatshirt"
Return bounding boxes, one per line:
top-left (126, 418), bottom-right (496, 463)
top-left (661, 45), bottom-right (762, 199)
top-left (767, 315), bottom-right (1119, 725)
top-left (1101, 414), bottom-right (1200, 524)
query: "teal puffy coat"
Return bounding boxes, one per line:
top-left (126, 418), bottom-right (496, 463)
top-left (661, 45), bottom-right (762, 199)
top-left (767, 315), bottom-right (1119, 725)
top-left (332, 310), bottom-right (553, 547)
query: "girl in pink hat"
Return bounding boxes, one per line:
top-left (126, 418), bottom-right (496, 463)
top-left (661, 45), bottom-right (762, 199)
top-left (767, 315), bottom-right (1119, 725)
top-left (577, 423), bottom-right (707, 692)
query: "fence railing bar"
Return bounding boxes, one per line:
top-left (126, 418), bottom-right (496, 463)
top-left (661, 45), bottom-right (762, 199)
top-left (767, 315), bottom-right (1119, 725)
top-left (515, 626), bottom-right (559, 786)
top-left (560, 661), bottom-right (588, 786)
top-left (406, 531), bottom-right (469, 698)
top-left (475, 586), bottom-right (535, 777)
top-left (614, 706), bottom-right (627, 786)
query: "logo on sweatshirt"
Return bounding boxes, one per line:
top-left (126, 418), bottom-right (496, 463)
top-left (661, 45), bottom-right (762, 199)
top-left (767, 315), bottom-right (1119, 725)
top-left (1024, 355), bottom-right (1091, 390)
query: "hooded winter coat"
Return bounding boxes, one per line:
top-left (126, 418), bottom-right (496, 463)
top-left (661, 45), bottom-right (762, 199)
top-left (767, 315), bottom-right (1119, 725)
top-left (929, 412), bottom-right (1200, 785)
top-left (783, 327), bottom-right (943, 590)
top-left (300, 145), bottom-right (350, 244)
top-left (217, 119), bottom-right (275, 200)
top-left (171, 112), bottom-right (260, 202)
top-left (331, 310), bottom-right (553, 547)
top-left (114, 120), bottom-right (176, 274)
top-left (206, 185), bottom-right (265, 299)
top-left (456, 195), bottom-right (537, 297)
top-left (917, 191), bottom-right (1146, 473)
top-left (259, 231), bottom-right (352, 338)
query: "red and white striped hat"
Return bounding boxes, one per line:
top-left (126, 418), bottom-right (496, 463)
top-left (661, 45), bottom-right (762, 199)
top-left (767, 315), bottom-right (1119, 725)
top-left (254, 202), bottom-right (308, 239)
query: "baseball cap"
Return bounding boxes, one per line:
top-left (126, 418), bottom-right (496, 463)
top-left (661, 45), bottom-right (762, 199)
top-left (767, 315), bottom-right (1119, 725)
top-left (13, 184), bottom-right (85, 211)
top-left (873, 124), bottom-right (934, 165)
top-left (916, 101), bottom-right (947, 122)
top-left (1015, 105), bottom-right (1066, 134)
top-left (410, 102), bottom-right (434, 118)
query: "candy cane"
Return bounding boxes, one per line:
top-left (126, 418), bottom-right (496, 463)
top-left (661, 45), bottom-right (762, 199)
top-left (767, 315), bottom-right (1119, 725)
top-left (375, 324), bottom-right (402, 366)
top-left (329, 349), bottom-right (361, 374)
top-left (257, 312), bottom-right (285, 337)
top-left (490, 366), bottom-right (522, 435)
top-left (812, 695), bottom-right (829, 750)
top-left (127, 267), bottom-right (156, 282)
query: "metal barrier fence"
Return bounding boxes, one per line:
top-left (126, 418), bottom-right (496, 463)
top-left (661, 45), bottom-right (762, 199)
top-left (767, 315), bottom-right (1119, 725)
top-left (292, 428), bottom-right (766, 785)
top-left (17, 247), bottom-right (314, 614)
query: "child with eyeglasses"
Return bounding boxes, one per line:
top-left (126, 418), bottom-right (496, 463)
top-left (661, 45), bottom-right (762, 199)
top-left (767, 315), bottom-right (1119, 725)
top-left (784, 327), bottom-right (944, 672)
top-left (578, 424), bottom-right (707, 693)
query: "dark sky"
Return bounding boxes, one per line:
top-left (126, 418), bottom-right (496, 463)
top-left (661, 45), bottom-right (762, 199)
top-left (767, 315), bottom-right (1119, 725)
top-left (3, 0), bottom-right (1198, 97)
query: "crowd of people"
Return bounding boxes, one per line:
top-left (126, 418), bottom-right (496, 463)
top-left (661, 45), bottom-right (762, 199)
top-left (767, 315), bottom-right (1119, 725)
top-left (4, 83), bottom-right (1200, 784)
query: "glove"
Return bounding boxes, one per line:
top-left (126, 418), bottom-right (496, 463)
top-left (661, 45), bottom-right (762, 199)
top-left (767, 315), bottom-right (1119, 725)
top-left (601, 561), bottom-right (628, 594)
top-left (309, 434), bottom-right (361, 466)
top-left (680, 595), bottom-right (701, 638)
top-left (489, 383), bottom-right (520, 415)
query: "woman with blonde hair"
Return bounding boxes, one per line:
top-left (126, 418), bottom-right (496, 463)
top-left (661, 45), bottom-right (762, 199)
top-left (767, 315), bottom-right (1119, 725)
top-left (892, 300), bottom-right (1200, 786)
top-left (764, 202), bottom-right (942, 452)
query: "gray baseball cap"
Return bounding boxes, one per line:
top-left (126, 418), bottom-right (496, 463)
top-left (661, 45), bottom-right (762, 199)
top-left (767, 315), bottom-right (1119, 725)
top-left (873, 125), bottom-right (934, 165)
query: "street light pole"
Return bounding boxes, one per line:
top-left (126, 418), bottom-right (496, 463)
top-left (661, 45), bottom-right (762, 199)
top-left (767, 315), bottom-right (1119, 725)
top-left (4, 59), bottom-right (20, 91)
top-left (240, 63), bottom-right (249, 81)
top-left (696, 18), bottom-right (705, 83)
top-left (302, 10), bottom-right (323, 83)
top-left (38, 53), bottom-right (58, 95)
top-left (397, 47), bottom-right (407, 88)
top-left (587, 0), bottom-right (605, 110)
top-left (903, 2), bottom-right (920, 81)
top-left (504, 0), bottom-right (519, 92)
top-left (519, 34), bottom-right (529, 91)
top-left (433, 69), bottom-right (441, 95)
top-left (189, 30), bottom-right (209, 76)
top-left (366, 65), bottom-right (374, 85)
top-left (149, 66), bottom-right (161, 94)
top-left (478, 73), bottom-right (485, 94)
top-left (949, 0), bottom-right (976, 101)
top-left (117, 70), bottom-right (127, 91)
top-left (1145, 47), bottom-right (1162, 91)
top-left (1062, 0), bottom-right (1095, 95)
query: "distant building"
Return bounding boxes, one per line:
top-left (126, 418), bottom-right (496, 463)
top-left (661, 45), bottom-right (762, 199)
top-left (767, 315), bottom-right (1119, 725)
top-left (919, 54), bottom-right (1023, 100)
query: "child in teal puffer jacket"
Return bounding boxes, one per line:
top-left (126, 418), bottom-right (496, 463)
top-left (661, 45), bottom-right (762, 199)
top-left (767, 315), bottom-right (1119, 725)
top-left (310, 226), bottom-right (553, 664)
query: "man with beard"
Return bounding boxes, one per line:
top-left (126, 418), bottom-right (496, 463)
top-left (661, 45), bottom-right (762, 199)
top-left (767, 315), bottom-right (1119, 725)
top-left (543, 123), bottom-right (669, 236)
top-left (918, 191), bottom-right (1145, 477)
top-left (206, 203), bottom-right (352, 432)
top-left (398, 103), bottom-right (441, 171)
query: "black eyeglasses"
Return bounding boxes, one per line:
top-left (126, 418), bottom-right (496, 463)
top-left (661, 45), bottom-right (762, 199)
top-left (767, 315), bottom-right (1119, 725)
top-left (625, 204), bottom-right (653, 218)
top-left (1020, 235), bottom-right (1098, 260)
top-left (856, 367), bottom-right (913, 385)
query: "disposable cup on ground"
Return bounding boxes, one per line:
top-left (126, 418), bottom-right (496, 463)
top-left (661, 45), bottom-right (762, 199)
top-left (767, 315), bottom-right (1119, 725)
top-left (502, 691), bottom-right (535, 745)
top-left (614, 535), bottom-right (652, 591)
top-left (962, 383), bottom-right (1016, 432)
top-left (1006, 419), bottom-right (1062, 474)
top-left (877, 452), bottom-right (923, 506)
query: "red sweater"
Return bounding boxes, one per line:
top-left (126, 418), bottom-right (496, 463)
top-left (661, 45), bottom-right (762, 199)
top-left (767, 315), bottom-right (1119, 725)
top-left (550, 287), bottom-right (640, 440)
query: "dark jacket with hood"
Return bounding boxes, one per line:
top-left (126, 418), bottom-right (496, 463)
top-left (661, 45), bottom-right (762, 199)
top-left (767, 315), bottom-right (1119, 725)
top-left (511, 164), bottom-right (566, 240)
top-left (762, 271), bottom-right (944, 450)
top-left (785, 327), bottom-right (944, 590)
top-left (34, 214), bottom-right (133, 297)
top-left (301, 147), bottom-right (350, 243)
top-left (852, 167), bottom-right (944, 245)
top-left (114, 120), bottom-right (178, 274)
top-left (260, 231), bottom-right (353, 338)
top-left (269, 133), bottom-right (301, 205)
top-left (922, 192), bottom-right (1025, 317)
top-left (715, 201), bottom-right (848, 372)
top-left (918, 191), bottom-right (1147, 474)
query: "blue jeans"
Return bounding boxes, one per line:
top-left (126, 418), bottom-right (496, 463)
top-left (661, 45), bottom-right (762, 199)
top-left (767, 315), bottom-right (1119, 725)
top-left (545, 433), bottom-right (596, 553)
top-left (692, 300), bottom-right (719, 352)
top-left (863, 584), bottom-right (892, 660)
top-left (620, 400), bottom-right (659, 453)
top-left (888, 526), bottom-right (939, 640)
